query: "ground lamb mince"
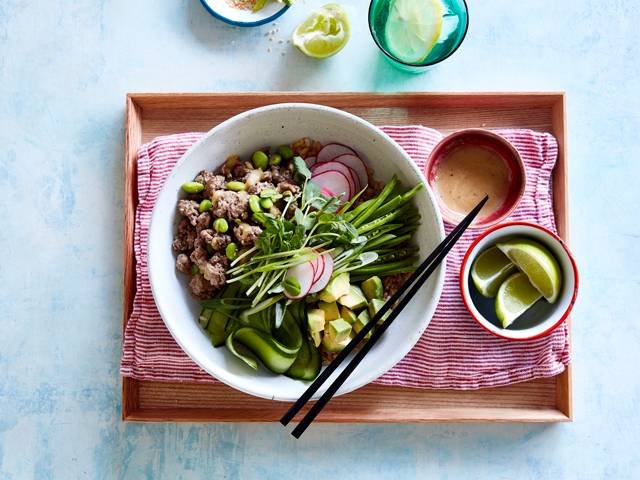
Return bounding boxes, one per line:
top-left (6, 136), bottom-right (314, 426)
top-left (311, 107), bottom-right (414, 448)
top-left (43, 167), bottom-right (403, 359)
top-left (173, 142), bottom-right (314, 299)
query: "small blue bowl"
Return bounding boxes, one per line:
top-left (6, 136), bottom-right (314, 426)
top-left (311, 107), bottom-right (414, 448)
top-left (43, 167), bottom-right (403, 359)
top-left (200, 0), bottom-right (290, 27)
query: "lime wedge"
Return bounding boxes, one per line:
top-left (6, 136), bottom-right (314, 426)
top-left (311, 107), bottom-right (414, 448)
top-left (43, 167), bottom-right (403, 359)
top-left (292, 4), bottom-right (351, 59)
top-left (496, 238), bottom-right (562, 303)
top-left (384, 0), bottom-right (444, 64)
top-left (495, 272), bottom-right (542, 328)
top-left (471, 246), bottom-right (517, 297)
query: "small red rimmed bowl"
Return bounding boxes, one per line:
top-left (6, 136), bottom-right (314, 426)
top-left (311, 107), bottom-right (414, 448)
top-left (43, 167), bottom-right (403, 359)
top-left (460, 222), bottom-right (579, 341)
top-left (425, 129), bottom-right (526, 229)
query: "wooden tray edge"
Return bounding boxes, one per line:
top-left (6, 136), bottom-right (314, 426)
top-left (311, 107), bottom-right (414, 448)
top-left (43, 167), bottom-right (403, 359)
top-left (121, 92), bottom-right (572, 423)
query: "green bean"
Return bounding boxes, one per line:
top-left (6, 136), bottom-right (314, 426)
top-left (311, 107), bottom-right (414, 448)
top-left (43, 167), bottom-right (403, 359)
top-left (370, 233), bottom-right (413, 250)
top-left (363, 234), bottom-right (397, 251)
top-left (199, 199), bottom-right (212, 213)
top-left (226, 181), bottom-right (246, 191)
top-left (269, 153), bottom-right (282, 166)
top-left (375, 247), bottom-right (419, 263)
top-left (344, 198), bottom-right (376, 222)
top-left (357, 203), bottom-right (412, 234)
top-left (354, 258), bottom-right (418, 276)
top-left (363, 223), bottom-right (403, 240)
top-left (252, 151), bottom-right (269, 169)
top-left (249, 195), bottom-right (262, 213)
top-left (214, 218), bottom-right (229, 233)
top-left (259, 198), bottom-right (273, 209)
top-left (352, 176), bottom-right (397, 227)
top-left (181, 181), bottom-right (204, 193)
top-left (226, 243), bottom-right (238, 260)
top-left (259, 188), bottom-right (278, 198)
top-left (374, 183), bottom-right (424, 218)
top-left (277, 145), bottom-right (294, 159)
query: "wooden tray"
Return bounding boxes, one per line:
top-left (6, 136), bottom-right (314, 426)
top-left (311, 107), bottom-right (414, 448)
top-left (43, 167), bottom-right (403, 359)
top-left (123, 92), bottom-right (571, 423)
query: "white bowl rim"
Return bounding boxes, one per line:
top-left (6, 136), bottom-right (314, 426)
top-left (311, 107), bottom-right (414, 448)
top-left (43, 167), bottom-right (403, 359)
top-left (147, 102), bottom-right (446, 400)
top-left (460, 221), bottom-right (579, 341)
top-left (199, 0), bottom-right (289, 27)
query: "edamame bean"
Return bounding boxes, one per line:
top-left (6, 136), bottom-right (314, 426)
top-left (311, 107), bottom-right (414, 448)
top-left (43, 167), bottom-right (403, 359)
top-left (213, 218), bottom-right (229, 233)
top-left (190, 264), bottom-right (200, 275)
top-left (181, 181), bottom-right (204, 193)
top-left (252, 212), bottom-right (267, 225)
top-left (259, 198), bottom-right (273, 209)
top-left (259, 188), bottom-right (278, 198)
top-left (249, 195), bottom-right (262, 213)
top-left (269, 153), bottom-right (282, 166)
top-left (252, 151), bottom-right (269, 169)
top-left (225, 242), bottom-right (238, 260)
top-left (199, 199), bottom-right (212, 213)
top-left (277, 145), bottom-right (294, 159)
top-left (226, 181), bottom-right (246, 191)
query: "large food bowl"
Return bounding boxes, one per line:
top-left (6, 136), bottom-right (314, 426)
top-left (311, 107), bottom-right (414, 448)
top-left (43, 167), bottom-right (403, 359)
top-left (147, 103), bottom-right (445, 401)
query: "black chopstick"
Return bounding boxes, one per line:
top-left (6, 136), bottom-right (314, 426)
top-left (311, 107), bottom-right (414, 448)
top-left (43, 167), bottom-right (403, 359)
top-left (281, 196), bottom-right (488, 434)
top-left (288, 196), bottom-right (487, 438)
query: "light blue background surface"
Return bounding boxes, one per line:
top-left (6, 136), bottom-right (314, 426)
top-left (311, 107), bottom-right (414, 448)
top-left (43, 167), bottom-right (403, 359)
top-left (1, 0), bottom-right (639, 478)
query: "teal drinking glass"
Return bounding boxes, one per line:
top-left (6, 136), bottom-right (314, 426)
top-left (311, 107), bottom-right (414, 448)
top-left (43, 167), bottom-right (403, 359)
top-left (368, 0), bottom-right (469, 73)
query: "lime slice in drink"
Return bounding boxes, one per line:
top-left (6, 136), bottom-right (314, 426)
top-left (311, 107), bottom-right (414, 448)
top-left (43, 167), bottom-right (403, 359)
top-left (496, 238), bottom-right (562, 303)
top-left (471, 246), bottom-right (517, 297)
top-left (383, 0), bottom-right (444, 64)
top-left (495, 272), bottom-right (543, 328)
top-left (292, 4), bottom-right (351, 59)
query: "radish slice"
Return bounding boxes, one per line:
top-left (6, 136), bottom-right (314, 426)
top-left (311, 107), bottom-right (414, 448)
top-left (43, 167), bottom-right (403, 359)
top-left (305, 156), bottom-right (317, 168)
top-left (311, 161), bottom-right (359, 194)
top-left (311, 253), bottom-right (325, 284)
top-left (309, 253), bottom-right (333, 293)
top-left (284, 262), bottom-right (315, 300)
top-left (309, 256), bottom-right (317, 280)
top-left (331, 154), bottom-right (369, 187)
top-left (311, 170), bottom-right (352, 201)
top-left (317, 143), bottom-right (356, 164)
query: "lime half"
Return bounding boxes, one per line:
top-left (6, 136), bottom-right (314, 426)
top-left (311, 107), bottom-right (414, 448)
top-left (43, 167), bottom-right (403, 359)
top-left (471, 246), bottom-right (517, 297)
top-left (292, 4), bottom-right (351, 59)
top-left (495, 272), bottom-right (543, 328)
top-left (384, 0), bottom-right (444, 64)
top-left (497, 238), bottom-right (562, 303)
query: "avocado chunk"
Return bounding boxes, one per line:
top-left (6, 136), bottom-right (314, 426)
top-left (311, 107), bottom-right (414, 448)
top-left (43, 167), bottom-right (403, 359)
top-left (322, 330), bottom-right (352, 352)
top-left (318, 272), bottom-right (351, 303)
top-left (339, 305), bottom-right (357, 325)
top-left (361, 276), bottom-right (384, 301)
top-left (354, 309), bottom-right (370, 334)
top-left (318, 301), bottom-right (340, 322)
top-left (328, 318), bottom-right (352, 342)
top-left (368, 298), bottom-right (390, 323)
top-left (307, 308), bottom-right (325, 333)
top-left (338, 285), bottom-right (368, 311)
top-left (310, 330), bottom-right (322, 347)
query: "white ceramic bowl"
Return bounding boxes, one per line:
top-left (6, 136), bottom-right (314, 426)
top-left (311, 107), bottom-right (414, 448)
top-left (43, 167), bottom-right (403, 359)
top-left (460, 222), bottom-right (579, 340)
top-left (148, 103), bottom-right (445, 401)
top-left (199, 0), bottom-right (289, 27)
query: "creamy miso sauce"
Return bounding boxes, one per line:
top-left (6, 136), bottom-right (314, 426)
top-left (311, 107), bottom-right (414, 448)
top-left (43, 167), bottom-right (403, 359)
top-left (434, 145), bottom-right (509, 218)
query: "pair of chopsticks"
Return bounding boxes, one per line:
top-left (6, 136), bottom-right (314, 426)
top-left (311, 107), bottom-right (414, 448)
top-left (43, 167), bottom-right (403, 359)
top-left (281, 195), bottom-right (489, 438)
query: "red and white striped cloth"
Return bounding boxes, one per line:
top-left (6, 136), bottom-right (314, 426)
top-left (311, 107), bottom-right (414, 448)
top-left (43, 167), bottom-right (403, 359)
top-left (121, 126), bottom-right (569, 389)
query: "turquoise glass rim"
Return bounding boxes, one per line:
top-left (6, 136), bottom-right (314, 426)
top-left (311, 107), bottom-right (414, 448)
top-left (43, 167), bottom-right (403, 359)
top-left (367, 0), bottom-right (469, 68)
